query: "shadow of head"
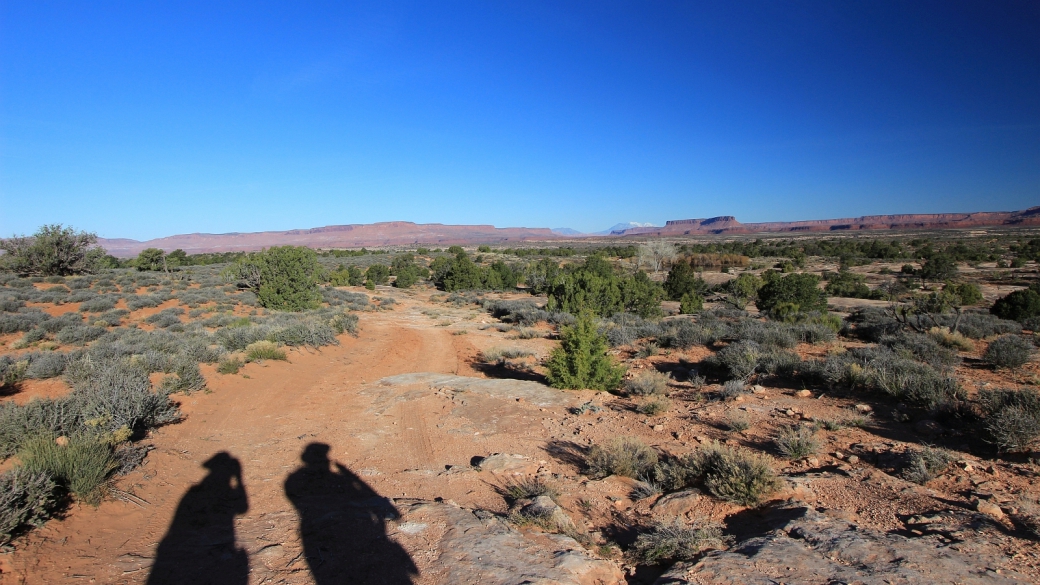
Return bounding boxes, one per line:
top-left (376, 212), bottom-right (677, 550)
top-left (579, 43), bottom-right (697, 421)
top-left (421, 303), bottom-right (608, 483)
top-left (301, 442), bottom-right (332, 467)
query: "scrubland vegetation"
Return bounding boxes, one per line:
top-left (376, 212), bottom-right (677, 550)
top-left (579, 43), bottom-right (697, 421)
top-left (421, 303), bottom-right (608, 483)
top-left (4, 223), bottom-right (1040, 577)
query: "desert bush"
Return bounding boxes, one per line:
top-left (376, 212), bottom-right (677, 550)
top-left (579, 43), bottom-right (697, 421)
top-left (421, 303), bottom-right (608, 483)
top-left (847, 308), bottom-right (903, 341)
top-left (0, 468), bottom-right (57, 545)
top-left (23, 352), bottom-right (70, 380)
top-left (794, 322), bottom-right (837, 344)
top-left (481, 347), bottom-right (535, 364)
top-left (880, 331), bottom-right (959, 368)
top-left (0, 310), bottom-right (51, 334)
top-left (159, 359), bottom-right (207, 394)
top-left (0, 298), bottom-right (26, 312)
top-left (630, 517), bottom-right (728, 565)
top-left (217, 357), bottom-right (243, 374)
top-left (63, 358), bottom-right (181, 435)
top-left (245, 340), bottom-right (287, 362)
top-left (1, 357), bottom-right (28, 389)
top-left (66, 290), bottom-right (98, 303)
top-left (774, 425), bottom-right (819, 459)
top-left (709, 340), bottom-right (761, 381)
top-left (860, 349), bottom-right (963, 408)
top-left (757, 348), bottom-right (801, 377)
top-left (901, 446), bottom-right (953, 484)
top-left (483, 299), bottom-right (550, 326)
top-left (724, 411), bottom-right (750, 432)
top-left (145, 308), bottom-right (184, 328)
top-left (693, 442), bottom-right (780, 506)
top-left (637, 397), bottom-right (670, 416)
top-left (124, 293), bottom-right (171, 311)
top-left (546, 312), bottom-right (625, 391)
top-left (19, 434), bottom-right (116, 505)
top-left (18, 327), bottom-right (48, 345)
top-left (719, 380), bottom-right (747, 399)
top-left (625, 370), bottom-right (670, 396)
top-left (991, 288), bottom-right (1040, 322)
top-left (267, 320), bottom-right (337, 347)
top-left (96, 309), bottom-right (129, 327)
top-left (1012, 498), bottom-right (1040, 539)
top-left (980, 387), bottom-right (1040, 451)
top-left (0, 225), bottom-right (105, 276)
top-left (78, 295), bottom-right (118, 313)
top-left (328, 311), bottom-right (359, 336)
top-left (983, 335), bottom-right (1033, 370)
top-left (679, 292), bottom-right (704, 314)
top-left (55, 325), bottom-right (107, 345)
top-left (322, 287), bottom-right (370, 311)
top-left (731, 319), bottom-right (796, 349)
top-left (39, 312), bottom-right (82, 333)
top-left (229, 246), bottom-right (324, 311)
top-left (586, 437), bottom-right (659, 479)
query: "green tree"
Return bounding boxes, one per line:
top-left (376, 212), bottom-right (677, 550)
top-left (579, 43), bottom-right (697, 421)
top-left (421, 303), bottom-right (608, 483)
top-left (726, 273), bottom-right (763, 309)
top-left (622, 270), bottom-right (663, 319)
top-left (663, 261), bottom-right (706, 301)
top-left (545, 311), bottom-right (625, 391)
top-left (230, 246), bottom-right (324, 311)
top-left (679, 291), bottom-right (704, 314)
top-left (366, 264), bottom-right (391, 286)
top-left (391, 254), bottom-right (424, 288)
top-left (165, 249), bottom-right (189, 267)
top-left (991, 287), bottom-right (1040, 322)
top-left (441, 253), bottom-right (483, 291)
top-left (135, 248), bottom-right (166, 271)
top-left (0, 225), bottom-right (105, 276)
top-left (824, 269), bottom-right (872, 298)
top-left (946, 282), bottom-right (983, 306)
top-left (756, 273), bottom-right (827, 315)
top-left (918, 255), bottom-right (957, 281)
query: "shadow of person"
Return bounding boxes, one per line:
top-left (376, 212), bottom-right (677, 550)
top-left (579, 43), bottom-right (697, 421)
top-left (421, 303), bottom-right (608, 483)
top-left (147, 452), bottom-right (249, 585)
top-left (285, 443), bottom-right (417, 585)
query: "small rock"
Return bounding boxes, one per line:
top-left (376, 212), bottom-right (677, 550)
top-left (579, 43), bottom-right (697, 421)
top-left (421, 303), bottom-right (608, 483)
top-left (476, 453), bottom-right (530, 473)
top-left (751, 385), bottom-right (767, 394)
top-left (785, 409), bottom-right (797, 417)
top-left (652, 424), bottom-right (665, 432)
top-left (855, 404), bottom-right (872, 413)
top-left (795, 389), bottom-right (813, 398)
top-left (651, 490), bottom-right (702, 517)
top-left (975, 499), bottom-right (1005, 520)
top-left (54, 436), bottom-right (69, 447)
top-left (807, 457), bottom-right (820, 467)
top-left (987, 465), bottom-right (999, 477)
top-left (846, 455), bottom-right (860, 464)
top-left (833, 451), bottom-right (845, 460)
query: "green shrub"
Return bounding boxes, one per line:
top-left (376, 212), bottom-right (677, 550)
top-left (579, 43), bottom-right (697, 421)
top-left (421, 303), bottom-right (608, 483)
top-left (0, 225), bottom-right (106, 277)
top-left (693, 442), bottom-right (779, 506)
top-left (991, 288), bottom-right (1040, 322)
top-left (983, 335), bottom-right (1033, 370)
top-left (824, 269), bottom-right (873, 299)
top-left (586, 437), bottom-right (659, 479)
top-left (159, 359), bottom-right (207, 394)
top-left (679, 292), bottom-right (704, 314)
top-left (756, 273), bottom-right (827, 316)
top-left (980, 387), bottom-right (1040, 451)
top-left (546, 312), bottom-right (625, 391)
top-left (625, 370), bottom-right (669, 396)
top-left (663, 262), bottom-right (707, 302)
top-left (901, 446), bottom-right (953, 484)
top-left (245, 340), bottom-right (287, 362)
top-left (0, 468), bottom-right (57, 545)
top-left (229, 246), bottom-right (324, 311)
top-left (630, 517), bottom-right (728, 565)
top-left (946, 282), bottom-right (983, 306)
top-left (19, 434), bottom-right (116, 506)
top-left (365, 264), bottom-right (391, 286)
top-left (774, 425), bottom-right (819, 459)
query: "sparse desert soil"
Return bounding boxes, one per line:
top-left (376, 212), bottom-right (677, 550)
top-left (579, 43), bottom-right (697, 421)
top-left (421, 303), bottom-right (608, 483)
top-left (3, 287), bottom-right (1040, 584)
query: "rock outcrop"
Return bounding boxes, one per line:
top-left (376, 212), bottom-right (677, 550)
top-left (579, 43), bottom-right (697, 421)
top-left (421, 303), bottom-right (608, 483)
top-left (654, 503), bottom-right (1026, 585)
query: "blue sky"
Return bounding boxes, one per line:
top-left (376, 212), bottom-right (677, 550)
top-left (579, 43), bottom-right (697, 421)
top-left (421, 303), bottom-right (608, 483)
top-left (1, 1), bottom-right (1037, 240)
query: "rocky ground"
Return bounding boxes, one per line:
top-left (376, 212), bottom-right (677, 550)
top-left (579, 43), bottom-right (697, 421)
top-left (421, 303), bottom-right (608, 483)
top-left (1, 285), bottom-right (1038, 584)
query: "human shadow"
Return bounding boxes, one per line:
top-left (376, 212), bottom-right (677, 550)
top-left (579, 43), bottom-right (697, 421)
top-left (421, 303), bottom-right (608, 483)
top-left (285, 443), bottom-right (418, 585)
top-left (147, 452), bottom-right (249, 585)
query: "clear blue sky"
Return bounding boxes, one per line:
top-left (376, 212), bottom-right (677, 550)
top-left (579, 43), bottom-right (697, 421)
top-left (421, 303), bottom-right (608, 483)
top-left (1, 1), bottom-right (1037, 240)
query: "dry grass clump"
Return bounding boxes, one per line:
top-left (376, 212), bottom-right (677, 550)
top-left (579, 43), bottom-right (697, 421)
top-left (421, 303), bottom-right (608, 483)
top-left (774, 425), bottom-right (819, 459)
top-left (217, 357), bottom-right (244, 374)
top-left (724, 411), bottom-right (750, 432)
top-left (980, 387), bottom-right (1040, 452)
top-left (630, 517), bottom-right (729, 565)
top-left (928, 327), bottom-right (974, 352)
top-left (690, 442), bottom-right (780, 506)
top-left (245, 340), bottom-right (287, 362)
top-left (901, 446), bottom-right (954, 484)
top-left (503, 476), bottom-right (560, 502)
top-left (586, 437), bottom-right (659, 479)
top-left (625, 370), bottom-right (670, 396)
top-left (637, 397), bottom-right (670, 416)
top-left (481, 347), bottom-right (535, 364)
top-left (18, 434), bottom-right (116, 506)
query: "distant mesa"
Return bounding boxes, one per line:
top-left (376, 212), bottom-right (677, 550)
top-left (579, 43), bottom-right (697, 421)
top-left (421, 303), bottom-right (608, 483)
top-left (98, 207), bottom-right (1040, 257)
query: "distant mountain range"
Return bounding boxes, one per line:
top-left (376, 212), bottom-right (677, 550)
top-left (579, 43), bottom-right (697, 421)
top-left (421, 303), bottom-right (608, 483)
top-left (98, 207), bottom-right (1040, 257)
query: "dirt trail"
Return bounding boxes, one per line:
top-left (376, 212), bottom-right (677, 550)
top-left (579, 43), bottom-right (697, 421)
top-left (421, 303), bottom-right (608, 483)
top-left (1, 306), bottom-right (485, 584)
